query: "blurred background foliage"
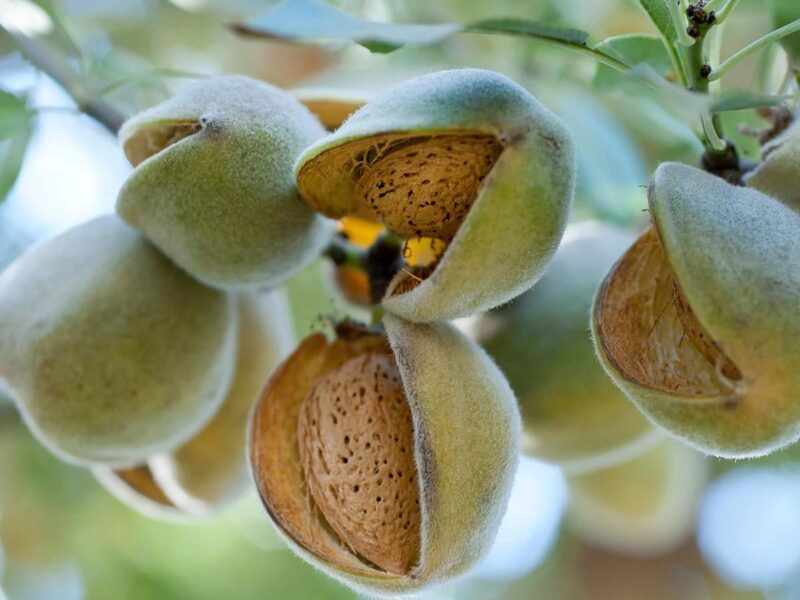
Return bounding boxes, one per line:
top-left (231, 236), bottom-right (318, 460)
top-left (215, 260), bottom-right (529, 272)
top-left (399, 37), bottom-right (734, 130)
top-left (0, 0), bottom-right (797, 598)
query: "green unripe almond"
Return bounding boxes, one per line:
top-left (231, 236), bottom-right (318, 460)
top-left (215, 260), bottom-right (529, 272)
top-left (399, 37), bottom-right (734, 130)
top-left (295, 68), bottom-right (576, 322)
top-left (0, 216), bottom-right (237, 466)
top-left (567, 439), bottom-right (708, 556)
top-left (472, 222), bottom-right (658, 473)
top-left (148, 291), bottom-right (295, 515)
top-left (117, 75), bottom-right (331, 290)
top-left (593, 162), bottom-right (800, 458)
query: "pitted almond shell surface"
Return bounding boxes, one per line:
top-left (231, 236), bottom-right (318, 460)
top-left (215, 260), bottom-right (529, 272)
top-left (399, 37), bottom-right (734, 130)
top-left (298, 352), bottom-right (420, 574)
top-left (249, 316), bottom-right (520, 597)
top-left (251, 331), bottom-right (391, 576)
top-left (301, 132), bottom-right (503, 241)
top-left (294, 68), bottom-right (576, 322)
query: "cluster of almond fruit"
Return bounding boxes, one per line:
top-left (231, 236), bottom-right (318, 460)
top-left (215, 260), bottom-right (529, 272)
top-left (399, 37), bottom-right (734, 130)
top-left (0, 68), bottom-right (797, 597)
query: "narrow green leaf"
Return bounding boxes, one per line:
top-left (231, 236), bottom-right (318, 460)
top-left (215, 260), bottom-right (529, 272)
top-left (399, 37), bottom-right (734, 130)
top-left (231, 0), bottom-right (619, 65)
top-left (559, 94), bottom-right (648, 226)
top-left (359, 40), bottom-right (402, 54)
top-left (593, 34), bottom-right (673, 91)
top-left (465, 19), bottom-right (589, 46)
top-left (625, 64), bottom-right (713, 123)
top-left (0, 89), bottom-right (33, 203)
top-left (635, 0), bottom-right (677, 44)
top-left (771, 0), bottom-right (800, 60)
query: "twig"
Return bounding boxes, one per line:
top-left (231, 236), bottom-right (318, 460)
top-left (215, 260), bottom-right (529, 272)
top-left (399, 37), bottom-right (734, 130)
top-left (2, 27), bottom-right (125, 134)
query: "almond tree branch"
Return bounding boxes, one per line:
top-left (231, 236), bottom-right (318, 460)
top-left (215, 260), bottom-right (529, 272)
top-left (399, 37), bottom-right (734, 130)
top-left (1, 26), bottom-right (125, 134)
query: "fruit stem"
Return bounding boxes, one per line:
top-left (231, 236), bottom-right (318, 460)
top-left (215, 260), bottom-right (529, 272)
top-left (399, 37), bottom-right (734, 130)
top-left (324, 235), bottom-right (365, 268)
top-left (370, 305), bottom-right (385, 326)
top-left (670, 0), bottom-right (697, 47)
top-left (324, 230), bottom-right (407, 307)
top-left (1, 27), bottom-right (125, 134)
top-left (677, 3), bottom-right (729, 155)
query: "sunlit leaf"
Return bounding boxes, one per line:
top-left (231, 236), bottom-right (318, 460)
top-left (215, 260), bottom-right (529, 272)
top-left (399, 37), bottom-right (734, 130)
top-left (97, 68), bottom-right (205, 97)
top-left (85, 48), bottom-right (204, 114)
top-left (26, 0), bottom-right (82, 59)
top-left (231, 0), bottom-right (615, 63)
top-left (635, 0), bottom-right (677, 44)
top-left (771, 0), bottom-right (800, 60)
top-left (231, 0), bottom-right (460, 52)
top-left (593, 34), bottom-right (673, 90)
top-left (0, 89), bottom-right (33, 204)
top-left (465, 19), bottom-right (589, 46)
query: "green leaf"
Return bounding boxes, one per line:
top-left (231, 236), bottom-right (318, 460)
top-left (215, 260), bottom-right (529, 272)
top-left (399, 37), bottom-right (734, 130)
top-left (559, 94), bottom-right (648, 226)
top-left (465, 19), bottom-right (628, 68)
top-left (231, 0), bottom-right (460, 51)
top-left (593, 34), bottom-right (673, 91)
top-left (465, 19), bottom-right (589, 46)
top-left (0, 89), bottom-right (33, 203)
top-left (717, 109), bottom-right (771, 162)
top-left (709, 90), bottom-right (794, 112)
top-left (27, 0), bottom-right (82, 59)
top-left (635, 0), bottom-right (677, 44)
top-left (231, 0), bottom-right (620, 65)
top-left (771, 0), bottom-right (800, 60)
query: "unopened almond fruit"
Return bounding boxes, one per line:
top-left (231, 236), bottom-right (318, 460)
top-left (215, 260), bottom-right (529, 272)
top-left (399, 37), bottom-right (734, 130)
top-left (249, 316), bottom-right (520, 596)
top-left (148, 291), bottom-right (295, 514)
top-left (295, 68), bottom-right (576, 322)
top-left (117, 75), bottom-right (331, 289)
top-left (0, 216), bottom-right (237, 466)
top-left (471, 222), bottom-right (658, 473)
top-left (567, 439), bottom-right (708, 556)
top-left (593, 162), bottom-right (800, 458)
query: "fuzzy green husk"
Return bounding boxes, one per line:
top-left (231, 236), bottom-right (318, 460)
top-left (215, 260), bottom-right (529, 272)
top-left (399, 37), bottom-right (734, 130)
top-left (296, 69), bottom-right (576, 322)
top-left (0, 216), bottom-right (237, 466)
top-left (593, 162), bottom-right (800, 458)
top-left (259, 317), bottom-right (520, 597)
top-left (93, 465), bottom-right (191, 522)
top-left (150, 290), bottom-right (295, 514)
top-left (475, 222), bottom-right (658, 473)
top-left (118, 75), bottom-right (331, 290)
top-left (745, 116), bottom-right (800, 212)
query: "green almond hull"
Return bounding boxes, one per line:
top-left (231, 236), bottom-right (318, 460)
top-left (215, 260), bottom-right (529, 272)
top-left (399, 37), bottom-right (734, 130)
top-left (0, 216), bottom-right (237, 466)
top-left (592, 163), bottom-right (800, 458)
top-left (118, 75), bottom-right (331, 290)
top-left (296, 69), bottom-right (576, 322)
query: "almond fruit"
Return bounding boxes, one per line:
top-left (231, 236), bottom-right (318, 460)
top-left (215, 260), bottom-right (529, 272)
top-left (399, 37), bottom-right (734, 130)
top-left (295, 68), bottom-right (576, 322)
top-left (249, 316), bottom-right (520, 596)
top-left (593, 162), bottom-right (800, 458)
